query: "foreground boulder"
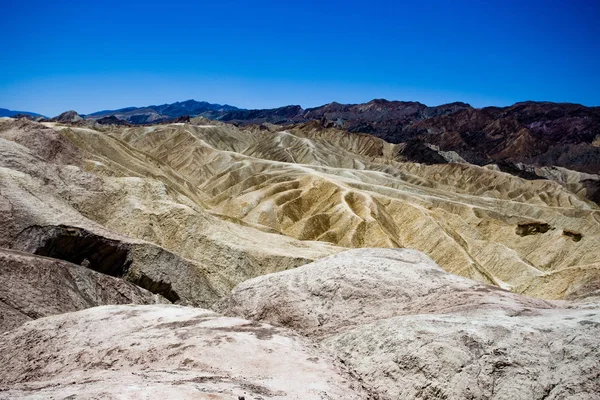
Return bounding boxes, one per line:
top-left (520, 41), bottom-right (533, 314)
top-left (0, 305), bottom-right (372, 399)
top-left (325, 306), bottom-right (599, 399)
top-left (0, 248), bottom-right (165, 333)
top-left (218, 248), bottom-right (557, 337)
top-left (219, 249), bottom-right (600, 399)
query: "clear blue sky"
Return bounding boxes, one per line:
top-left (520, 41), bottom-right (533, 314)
top-left (1, 0), bottom-right (599, 116)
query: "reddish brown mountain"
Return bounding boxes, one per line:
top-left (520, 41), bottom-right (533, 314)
top-left (215, 99), bottom-right (600, 174)
top-left (405, 102), bottom-right (600, 174)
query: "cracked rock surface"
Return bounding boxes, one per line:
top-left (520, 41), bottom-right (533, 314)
top-left (0, 305), bottom-right (373, 399)
top-left (220, 248), bottom-right (600, 400)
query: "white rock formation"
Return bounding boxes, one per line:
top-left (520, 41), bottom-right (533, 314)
top-left (0, 305), bottom-right (373, 399)
top-left (220, 249), bottom-right (600, 399)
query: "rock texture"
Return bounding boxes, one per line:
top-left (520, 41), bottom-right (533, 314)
top-left (220, 248), bottom-right (600, 400)
top-left (50, 110), bottom-right (83, 123)
top-left (0, 305), bottom-right (372, 399)
top-left (0, 118), bottom-right (338, 307)
top-left (0, 249), bottom-right (165, 333)
top-left (1, 109), bottom-right (599, 399)
top-left (1, 117), bottom-right (598, 301)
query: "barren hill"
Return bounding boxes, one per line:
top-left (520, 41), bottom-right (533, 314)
top-left (1, 114), bottom-right (599, 399)
top-left (215, 100), bottom-right (600, 175)
top-left (1, 117), bottom-right (598, 302)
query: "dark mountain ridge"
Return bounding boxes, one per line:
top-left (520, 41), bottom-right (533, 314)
top-left (215, 99), bottom-right (600, 175)
top-left (12, 98), bottom-right (600, 175)
top-left (403, 101), bottom-right (600, 174)
top-left (85, 99), bottom-right (239, 124)
top-left (0, 108), bottom-right (45, 118)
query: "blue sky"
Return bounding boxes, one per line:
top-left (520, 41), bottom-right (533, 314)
top-left (1, 0), bottom-right (599, 116)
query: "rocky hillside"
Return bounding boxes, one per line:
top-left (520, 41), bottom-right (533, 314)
top-left (215, 100), bottom-right (600, 175)
top-left (72, 98), bottom-right (600, 176)
top-left (0, 115), bottom-right (598, 398)
top-left (1, 117), bottom-right (598, 302)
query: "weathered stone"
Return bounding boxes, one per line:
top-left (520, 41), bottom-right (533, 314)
top-left (0, 305), bottom-right (372, 399)
top-left (0, 248), bottom-right (165, 333)
top-left (220, 249), bottom-right (600, 400)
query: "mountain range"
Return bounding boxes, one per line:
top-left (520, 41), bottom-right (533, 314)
top-left (9, 98), bottom-right (598, 183)
top-left (0, 108), bottom-right (45, 118)
top-left (85, 99), bottom-right (239, 124)
top-left (0, 104), bottom-right (599, 398)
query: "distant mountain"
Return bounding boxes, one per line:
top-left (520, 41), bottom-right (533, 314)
top-left (71, 98), bottom-right (600, 175)
top-left (50, 110), bottom-right (84, 123)
top-left (0, 108), bottom-right (45, 118)
top-left (214, 99), bottom-right (471, 128)
top-left (86, 100), bottom-right (239, 124)
top-left (212, 99), bottom-right (600, 175)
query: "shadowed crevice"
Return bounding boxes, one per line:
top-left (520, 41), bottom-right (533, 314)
top-left (17, 225), bottom-right (132, 277)
top-left (128, 272), bottom-right (180, 303)
top-left (12, 225), bottom-right (181, 303)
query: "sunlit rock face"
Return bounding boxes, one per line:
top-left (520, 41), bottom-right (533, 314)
top-left (0, 115), bottom-right (599, 400)
top-left (0, 305), bottom-right (372, 399)
top-left (1, 117), bottom-right (599, 303)
top-left (219, 248), bottom-right (600, 400)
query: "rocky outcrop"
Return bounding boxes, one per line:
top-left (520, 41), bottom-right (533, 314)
top-left (9, 224), bottom-right (214, 304)
top-left (95, 115), bottom-right (131, 125)
top-left (218, 249), bottom-right (558, 336)
top-left (563, 229), bottom-right (583, 242)
top-left (0, 305), bottom-right (372, 399)
top-left (219, 248), bottom-right (600, 400)
top-left (50, 110), bottom-right (83, 123)
top-left (0, 249), bottom-right (165, 333)
top-left (515, 221), bottom-right (552, 236)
